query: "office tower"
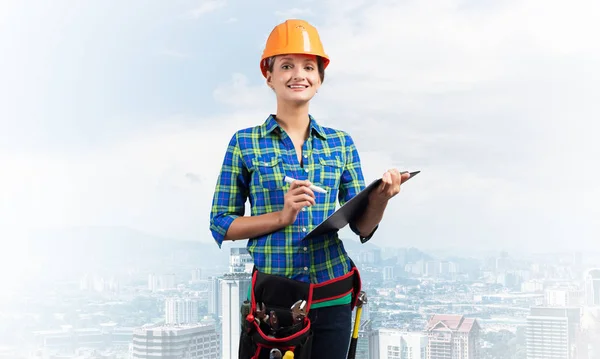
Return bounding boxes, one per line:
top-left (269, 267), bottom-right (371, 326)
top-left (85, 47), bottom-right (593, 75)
top-left (191, 268), bottom-right (202, 282)
top-left (425, 314), bottom-right (481, 359)
top-left (545, 287), bottom-right (583, 307)
top-left (357, 320), bottom-right (373, 359)
top-left (370, 328), bottom-right (428, 359)
top-left (220, 272), bottom-right (251, 359)
top-left (148, 273), bottom-right (177, 291)
top-left (581, 307), bottom-right (600, 359)
top-left (229, 247), bottom-right (253, 274)
top-left (165, 298), bottom-right (200, 325)
top-left (384, 266), bottom-right (395, 281)
top-left (584, 268), bottom-right (600, 307)
top-left (525, 307), bottom-right (581, 359)
top-left (131, 323), bottom-right (220, 359)
top-left (208, 276), bottom-right (221, 317)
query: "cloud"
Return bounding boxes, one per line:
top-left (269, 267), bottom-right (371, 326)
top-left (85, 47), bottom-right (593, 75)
top-left (187, 0), bottom-right (226, 19)
top-left (274, 8), bottom-right (314, 20)
top-left (2, 0), bottom-right (599, 254)
top-left (0, 112), bottom-right (264, 242)
top-left (160, 49), bottom-right (189, 58)
top-left (213, 73), bottom-right (274, 109)
top-left (203, 0), bottom-right (600, 251)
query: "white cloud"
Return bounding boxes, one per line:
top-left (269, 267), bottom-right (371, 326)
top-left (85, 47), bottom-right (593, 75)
top-left (205, 0), bottom-right (600, 251)
top-left (0, 112), bottom-right (264, 242)
top-left (274, 8), bottom-right (314, 21)
top-left (213, 73), bottom-right (274, 109)
top-left (188, 0), bottom-right (226, 19)
top-left (2, 0), bottom-right (599, 253)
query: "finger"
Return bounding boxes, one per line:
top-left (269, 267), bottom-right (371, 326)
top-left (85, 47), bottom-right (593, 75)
top-left (379, 172), bottom-right (391, 193)
top-left (400, 172), bottom-right (411, 184)
top-left (291, 185), bottom-right (315, 198)
top-left (293, 193), bottom-right (316, 205)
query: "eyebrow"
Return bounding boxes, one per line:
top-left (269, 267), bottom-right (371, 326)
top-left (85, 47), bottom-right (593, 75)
top-left (279, 57), bottom-right (316, 64)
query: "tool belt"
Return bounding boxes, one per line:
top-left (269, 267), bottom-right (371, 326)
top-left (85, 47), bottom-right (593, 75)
top-left (239, 262), bottom-right (361, 359)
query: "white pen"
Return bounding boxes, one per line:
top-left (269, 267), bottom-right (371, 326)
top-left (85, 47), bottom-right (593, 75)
top-left (284, 176), bottom-right (327, 194)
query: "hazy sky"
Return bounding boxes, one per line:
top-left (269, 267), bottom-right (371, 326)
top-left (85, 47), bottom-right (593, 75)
top-left (1, 0), bottom-right (599, 254)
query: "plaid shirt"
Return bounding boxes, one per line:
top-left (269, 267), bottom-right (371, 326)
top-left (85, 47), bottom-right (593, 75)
top-left (210, 114), bottom-right (374, 284)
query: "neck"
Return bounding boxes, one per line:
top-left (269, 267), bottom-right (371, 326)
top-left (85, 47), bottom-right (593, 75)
top-left (275, 101), bottom-right (311, 137)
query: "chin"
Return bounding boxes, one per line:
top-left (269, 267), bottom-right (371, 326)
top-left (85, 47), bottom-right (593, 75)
top-left (286, 94), bottom-right (316, 104)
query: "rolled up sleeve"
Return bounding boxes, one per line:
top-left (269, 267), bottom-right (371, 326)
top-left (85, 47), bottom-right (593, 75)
top-left (209, 132), bottom-right (249, 248)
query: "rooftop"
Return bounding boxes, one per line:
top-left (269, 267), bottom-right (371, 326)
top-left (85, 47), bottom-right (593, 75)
top-left (425, 314), bottom-right (480, 333)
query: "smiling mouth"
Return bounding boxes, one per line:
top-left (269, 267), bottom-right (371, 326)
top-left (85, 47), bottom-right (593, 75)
top-left (288, 85), bottom-right (309, 89)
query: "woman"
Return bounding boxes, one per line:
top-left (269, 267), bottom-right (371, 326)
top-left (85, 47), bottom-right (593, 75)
top-left (209, 18), bottom-right (410, 359)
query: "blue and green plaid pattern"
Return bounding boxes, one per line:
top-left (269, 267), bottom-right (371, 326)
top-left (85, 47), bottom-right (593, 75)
top-left (210, 114), bottom-right (367, 284)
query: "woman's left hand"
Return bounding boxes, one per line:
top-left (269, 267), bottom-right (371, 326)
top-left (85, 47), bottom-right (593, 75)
top-left (369, 168), bottom-right (411, 204)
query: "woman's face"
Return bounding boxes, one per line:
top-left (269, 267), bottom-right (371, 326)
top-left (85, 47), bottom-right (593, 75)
top-left (266, 54), bottom-right (322, 105)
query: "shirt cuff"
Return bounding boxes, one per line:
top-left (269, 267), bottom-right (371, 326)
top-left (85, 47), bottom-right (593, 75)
top-left (210, 214), bottom-right (240, 248)
top-left (349, 222), bottom-right (379, 244)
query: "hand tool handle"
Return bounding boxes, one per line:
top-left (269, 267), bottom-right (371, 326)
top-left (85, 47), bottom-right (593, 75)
top-left (347, 306), bottom-right (363, 359)
top-left (347, 338), bottom-right (358, 359)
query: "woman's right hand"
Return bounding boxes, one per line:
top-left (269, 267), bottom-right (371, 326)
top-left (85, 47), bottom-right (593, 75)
top-left (278, 179), bottom-right (316, 227)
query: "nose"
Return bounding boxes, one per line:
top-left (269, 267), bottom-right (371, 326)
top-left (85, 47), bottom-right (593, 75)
top-left (292, 66), bottom-right (306, 80)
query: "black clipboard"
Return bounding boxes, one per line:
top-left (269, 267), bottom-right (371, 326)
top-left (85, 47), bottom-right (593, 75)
top-left (302, 171), bottom-right (420, 240)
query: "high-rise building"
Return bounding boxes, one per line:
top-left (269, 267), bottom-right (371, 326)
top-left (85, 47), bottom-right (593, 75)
top-left (165, 298), bottom-right (200, 325)
top-left (384, 266), bottom-right (395, 281)
top-left (525, 306), bottom-right (581, 359)
top-left (545, 287), bottom-right (583, 307)
top-left (148, 273), bottom-right (177, 291)
top-left (131, 323), bottom-right (220, 359)
top-left (584, 268), bottom-right (600, 307)
top-left (229, 247), bottom-right (253, 274)
top-left (208, 276), bottom-right (221, 318)
top-left (220, 272), bottom-right (251, 359)
top-left (370, 328), bottom-right (428, 359)
top-left (425, 314), bottom-right (481, 359)
top-left (357, 320), bottom-right (373, 359)
top-left (191, 268), bottom-right (202, 282)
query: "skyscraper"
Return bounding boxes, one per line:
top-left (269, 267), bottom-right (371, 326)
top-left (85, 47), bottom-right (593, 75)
top-left (165, 298), bottom-right (200, 325)
top-left (220, 248), bottom-right (253, 359)
top-left (584, 268), bottom-right (600, 307)
top-left (131, 323), bottom-right (220, 359)
top-left (525, 306), bottom-right (581, 359)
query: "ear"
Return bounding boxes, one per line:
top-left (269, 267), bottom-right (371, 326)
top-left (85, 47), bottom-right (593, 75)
top-left (266, 72), bottom-right (274, 89)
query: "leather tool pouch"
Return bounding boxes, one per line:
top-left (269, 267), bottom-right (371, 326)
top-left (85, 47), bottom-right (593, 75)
top-left (239, 262), bottom-right (361, 359)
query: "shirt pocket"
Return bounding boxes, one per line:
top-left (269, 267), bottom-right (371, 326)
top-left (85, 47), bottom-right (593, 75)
top-left (318, 154), bottom-right (344, 191)
top-left (252, 155), bottom-right (286, 190)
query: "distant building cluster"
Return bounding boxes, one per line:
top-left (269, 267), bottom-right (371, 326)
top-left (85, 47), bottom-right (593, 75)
top-left (11, 243), bottom-right (600, 359)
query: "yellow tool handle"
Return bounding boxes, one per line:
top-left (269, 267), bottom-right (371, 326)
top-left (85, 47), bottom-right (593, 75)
top-left (351, 307), bottom-right (362, 339)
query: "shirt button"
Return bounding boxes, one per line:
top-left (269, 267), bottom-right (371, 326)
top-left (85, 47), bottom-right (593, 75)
top-left (305, 168), bottom-right (309, 173)
top-left (303, 247), bottom-right (307, 251)
top-left (304, 154), bottom-right (308, 158)
top-left (304, 267), bottom-right (308, 271)
top-left (302, 227), bottom-right (307, 232)
top-left (301, 207), bottom-right (306, 211)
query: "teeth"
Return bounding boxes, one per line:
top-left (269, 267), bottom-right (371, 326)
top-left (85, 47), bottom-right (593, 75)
top-left (289, 85), bottom-right (307, 88)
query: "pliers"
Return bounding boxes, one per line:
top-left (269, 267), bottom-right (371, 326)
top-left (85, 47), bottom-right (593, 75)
top-left (290, 299), bottom-right (307, 323)
top-left (255, 302), bottom-right (269, 324)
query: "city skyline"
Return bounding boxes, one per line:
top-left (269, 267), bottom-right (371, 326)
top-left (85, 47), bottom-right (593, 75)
top-left (3, 243), bottom-right (600, 358)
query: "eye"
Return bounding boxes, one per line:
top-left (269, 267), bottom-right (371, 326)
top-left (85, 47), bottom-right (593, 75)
top-left (305, 65), bottom-right (315, 71)
top-left (281, 64), bottom-right (292, 70)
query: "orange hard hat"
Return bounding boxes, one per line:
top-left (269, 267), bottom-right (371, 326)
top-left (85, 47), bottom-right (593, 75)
top-left (260, 19), bottom-right (330, 78)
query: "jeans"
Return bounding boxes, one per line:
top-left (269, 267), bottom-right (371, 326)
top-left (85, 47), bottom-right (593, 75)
top-left (308, 304), bottom-right (353, 359)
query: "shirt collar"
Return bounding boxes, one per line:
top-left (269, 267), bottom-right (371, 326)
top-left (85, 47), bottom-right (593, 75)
top-left (260, 114), bottom-right (327, 139)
